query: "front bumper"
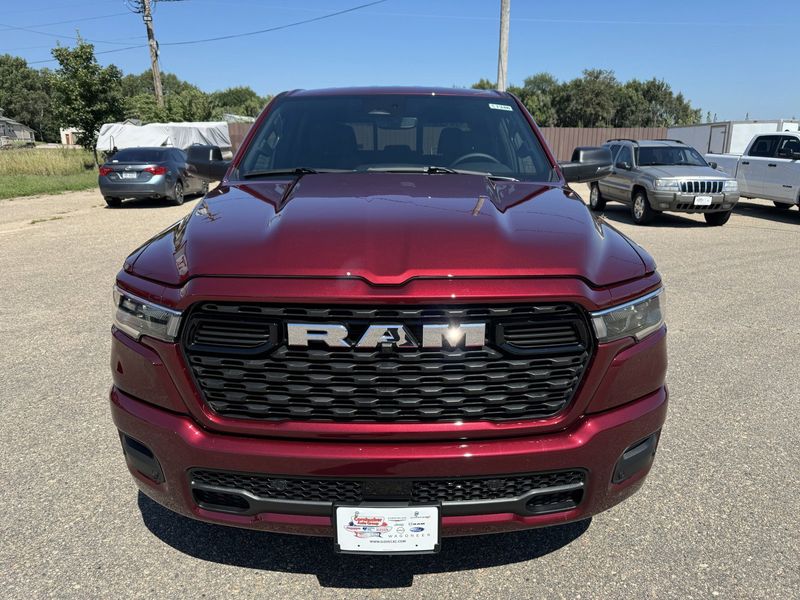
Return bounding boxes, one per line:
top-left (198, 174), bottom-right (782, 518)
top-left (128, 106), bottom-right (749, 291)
top-left (111, 380), bottom-right (667, 538)
top-left (650, 190), bottom-right (739, 213)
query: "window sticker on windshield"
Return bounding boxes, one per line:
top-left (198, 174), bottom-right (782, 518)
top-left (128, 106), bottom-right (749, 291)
top-left (489, 103), bottom-right (513, 111)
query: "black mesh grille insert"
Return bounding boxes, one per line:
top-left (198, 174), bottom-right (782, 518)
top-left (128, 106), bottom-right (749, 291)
top-left (190, 469), bottom-right (586, 507)
top-left (181, 303), bottom-right (592, 423)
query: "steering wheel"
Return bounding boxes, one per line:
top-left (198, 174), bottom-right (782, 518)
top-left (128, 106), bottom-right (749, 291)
top-left (451, 152), bottom-right (503, 168)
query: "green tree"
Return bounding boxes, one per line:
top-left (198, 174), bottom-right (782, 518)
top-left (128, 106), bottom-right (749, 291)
top-left (0, 55), bottom-right (59, 142)
top-left (471, 78), bottom-right (496, 90)
top-left (209, 86), bottom-right (268, 118)
top-left (552, 69), bottom-right (619, 127)
top-left (510, 73), bottom-right (559, 126)
top-left (50, 38), bottom-right (124, 161)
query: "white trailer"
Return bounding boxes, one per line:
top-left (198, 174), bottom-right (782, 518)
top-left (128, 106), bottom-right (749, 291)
top-left (667, 120), bottom-right (800, 155)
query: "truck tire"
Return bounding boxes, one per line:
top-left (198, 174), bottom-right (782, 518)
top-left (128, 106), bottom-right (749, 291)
top-left (104, 196), bottom-right (121, 208)
top-left (704, 210), bottom-right (732, 226)
top-left (773, 201), bottom-right (791, 210)
top-left (631, 190), bottom-right (656, 225)
top-left (169, 181), bottom-right (185, 206)
top-left (588, 183), bottom-right (606, 211)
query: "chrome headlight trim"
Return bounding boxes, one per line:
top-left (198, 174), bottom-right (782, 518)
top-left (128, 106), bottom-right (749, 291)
top-left (590, 288), bottom-right (665, 343)
top-left (113, 285), bottom-right (182, 342)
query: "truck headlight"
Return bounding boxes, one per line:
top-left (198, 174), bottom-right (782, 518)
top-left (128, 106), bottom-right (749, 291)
top-left (113, 286), bottom-right (182, 342)
top-left (654, 179), bottom-right (680, 191)
top-left (591, 288), bottom-right (665, 343)
top-left (723, 180), bottom-right (738, 192)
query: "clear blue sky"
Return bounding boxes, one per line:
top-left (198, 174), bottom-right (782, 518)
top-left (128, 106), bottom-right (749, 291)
top-left (2, 0), bottom-right (798, 120)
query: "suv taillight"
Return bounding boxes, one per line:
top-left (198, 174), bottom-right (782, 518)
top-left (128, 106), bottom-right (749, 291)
top-left (145, 166), bottom-right (167, 175)
top-left (99, 166), bottom-right (113, 176)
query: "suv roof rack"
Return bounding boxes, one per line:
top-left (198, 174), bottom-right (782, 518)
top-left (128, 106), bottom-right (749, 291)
top-left (652, 138), bottom-right (685, 144)
top-left (606, 138), bottom-right (639, 145)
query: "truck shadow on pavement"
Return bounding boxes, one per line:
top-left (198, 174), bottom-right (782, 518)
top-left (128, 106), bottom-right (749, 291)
top-left (138, 492), bottom-right (590, 588)
top-left (595, 205), bottom-right (707, 228)
top-left (597, 201), bottom-right (799, 228)
top-left (729, 201), bottom-right (800, 225)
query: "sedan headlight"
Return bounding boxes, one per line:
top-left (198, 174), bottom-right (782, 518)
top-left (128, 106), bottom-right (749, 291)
top-left (591, 288), bottom-right (665, 343)
top-left (113, 286), bottom-right (182, 342)
top-left (654, 179), bottom-right (680, 191)
top-left (723, 179), bottom-right (738, 192)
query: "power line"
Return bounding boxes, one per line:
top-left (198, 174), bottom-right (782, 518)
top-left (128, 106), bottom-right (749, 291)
top-left (0, 17), bottom-right (142, 46)
top-left (0, 12), bottom-right (132, 32)
top-left (160, 0), bottom-right (388, 46)
top-left (21, 0), bottom-right (390, 66)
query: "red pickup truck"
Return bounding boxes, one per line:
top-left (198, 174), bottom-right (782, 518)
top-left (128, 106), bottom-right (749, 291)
top-left (110, 87), bottom-right (667, 554)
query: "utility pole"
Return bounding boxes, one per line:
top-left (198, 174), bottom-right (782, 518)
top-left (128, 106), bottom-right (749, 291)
top-left (126, 0), bottom-right (168, 108)
top-left (496, 0), bottom-right (510, 91)
top-left (142, 0), bottom-right (164, 108)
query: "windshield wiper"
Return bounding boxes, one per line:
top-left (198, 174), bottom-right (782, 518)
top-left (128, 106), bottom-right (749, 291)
top-left (365, 165), bottom-right (518, 181)
top-left (241, 167), bottom-right (349, 179)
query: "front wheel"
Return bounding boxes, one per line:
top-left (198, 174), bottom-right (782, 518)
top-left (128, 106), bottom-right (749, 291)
top-left (704, 210), bottom-right (732, 226)
top-left (169, 181), bottom-right (185, 206)
top-left (631, 191), bottom-right (656, 225)
top-left (589, 183), bottom-right (606, 211)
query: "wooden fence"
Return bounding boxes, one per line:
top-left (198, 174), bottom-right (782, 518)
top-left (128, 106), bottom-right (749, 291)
top-left (539, 127), bottom-right (667, 161)
top-left (228, 122), bottom-right (668, 161)
top-left (228, 122), bottom-right (253, 152)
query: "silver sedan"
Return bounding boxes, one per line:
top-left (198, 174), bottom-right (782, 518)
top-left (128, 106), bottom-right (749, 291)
top-left (99, 147), bottom-right (208, 208)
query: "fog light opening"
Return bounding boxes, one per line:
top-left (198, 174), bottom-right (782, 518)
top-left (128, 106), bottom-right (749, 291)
top-left (612, 431), bottom-right (660, 484)
top-left (119, 432), bottom-right (164, 483)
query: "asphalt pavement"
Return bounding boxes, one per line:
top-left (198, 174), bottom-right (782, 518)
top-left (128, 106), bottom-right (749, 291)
top-left (1, 186), bottom-right (798, 599)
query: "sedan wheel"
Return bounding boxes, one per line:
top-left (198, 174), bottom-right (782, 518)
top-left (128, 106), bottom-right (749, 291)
top-left (170, 181), bottom-right (185, 206)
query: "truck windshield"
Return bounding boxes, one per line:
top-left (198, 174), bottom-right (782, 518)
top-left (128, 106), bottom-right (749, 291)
top-left (235, 94), bottom-right (556, 182)
top-left (637, 146), bottom-right (707, 167)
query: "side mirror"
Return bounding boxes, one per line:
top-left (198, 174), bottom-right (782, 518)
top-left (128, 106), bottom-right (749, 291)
top-left (617, 161), bottom-right (632, 171)
top-left (186, 144), bottom-right (230, 181)
top-left (560, 147), bottom-right (613, 184)
top-left (708, 161), bottom-right (719, 169)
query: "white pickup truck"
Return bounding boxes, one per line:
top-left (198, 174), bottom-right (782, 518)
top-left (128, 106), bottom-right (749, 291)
top-left (707, 132), bottom-right (800, 209)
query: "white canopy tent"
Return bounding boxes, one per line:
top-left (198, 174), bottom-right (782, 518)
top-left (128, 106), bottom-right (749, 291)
top-left (96, 121), bottom-right (231, 153)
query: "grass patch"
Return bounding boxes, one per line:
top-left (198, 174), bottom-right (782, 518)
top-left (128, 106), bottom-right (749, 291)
top-left (1, 172), bottom-right (98, 200)
top-left (30, 216), bottom-right (64, 225)
top-left (0, 148), bottom-right (98, 199)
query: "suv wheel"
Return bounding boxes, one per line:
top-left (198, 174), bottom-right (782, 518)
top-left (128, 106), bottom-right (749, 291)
top-left (170, 181), bottom-right (185, 206)
top-left (773, 201), bottom-right (791, 210)
top-left (631, 191), bottom-right (655, 225)
top-left (589, 183), bottom-right (606, 211)
top-left (104, 196), bottom-right (121, 208)
top-left (704, 210), bottom-right (732, 226)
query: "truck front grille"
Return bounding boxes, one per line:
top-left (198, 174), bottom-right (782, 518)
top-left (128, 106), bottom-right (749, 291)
top-left (189, 468), bottom-right (586, 516)
top-left (181, 303), bottom-right (592, 423)
top-left (679, 180), bottom-right (725, 194)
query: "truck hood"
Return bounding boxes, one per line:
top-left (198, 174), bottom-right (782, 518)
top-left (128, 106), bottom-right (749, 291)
top-left (639, 164), bottom-right (731, 179)
top-left (127, 173), bottom-right (648, 287)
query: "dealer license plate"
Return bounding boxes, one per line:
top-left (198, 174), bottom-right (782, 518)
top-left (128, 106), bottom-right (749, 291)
top-left (121, 171), bottom-right (138, 179)
top-left (694, 195), bottom-right (712, 206)
top-left (334, 505), bottom-right (440, 554)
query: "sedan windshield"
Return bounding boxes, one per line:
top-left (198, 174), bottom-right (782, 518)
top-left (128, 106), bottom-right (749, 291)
top-left (637, 146), bottom-right (707, 167)
top-left (235, 94), bottom-right (556, 182)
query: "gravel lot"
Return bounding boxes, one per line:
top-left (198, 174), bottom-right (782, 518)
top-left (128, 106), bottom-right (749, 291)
top-left (1, 186), bottom-right (798, 599)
